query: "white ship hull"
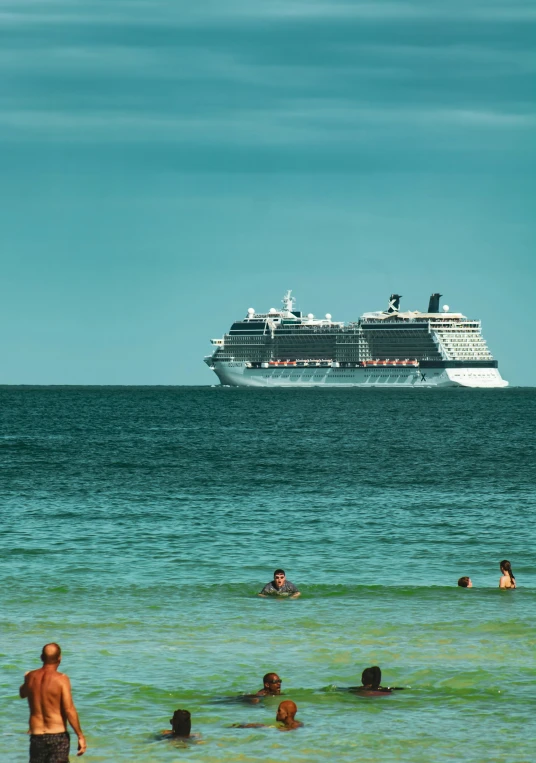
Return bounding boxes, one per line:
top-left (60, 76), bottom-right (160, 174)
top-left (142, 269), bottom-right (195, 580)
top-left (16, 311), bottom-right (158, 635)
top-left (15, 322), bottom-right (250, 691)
top-left (212, 362), bottom-right (508, 388)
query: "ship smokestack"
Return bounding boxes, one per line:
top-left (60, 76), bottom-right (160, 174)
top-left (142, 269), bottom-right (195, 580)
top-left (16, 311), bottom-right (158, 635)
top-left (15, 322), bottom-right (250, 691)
top-left (387, 294), bottom-right (402, 313)
top-left (427, 293), bottom-right (442, 313)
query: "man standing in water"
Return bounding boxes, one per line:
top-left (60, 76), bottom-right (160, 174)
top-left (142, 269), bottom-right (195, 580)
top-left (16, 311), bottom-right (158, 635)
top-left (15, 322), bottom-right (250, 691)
top-left (19, 643), bottom-right (86, 760)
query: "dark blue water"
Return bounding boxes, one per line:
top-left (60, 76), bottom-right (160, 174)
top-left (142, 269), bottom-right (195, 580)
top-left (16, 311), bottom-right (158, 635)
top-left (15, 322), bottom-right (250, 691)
top-left (1, 387), bottom-right (535, 762)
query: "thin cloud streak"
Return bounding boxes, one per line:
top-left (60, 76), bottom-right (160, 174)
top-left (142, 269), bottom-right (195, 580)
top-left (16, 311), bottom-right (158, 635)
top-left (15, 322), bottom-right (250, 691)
top-left (2, 0), bottom-right (536, 27)
top-left (0, 105), bottom-right (533, 147)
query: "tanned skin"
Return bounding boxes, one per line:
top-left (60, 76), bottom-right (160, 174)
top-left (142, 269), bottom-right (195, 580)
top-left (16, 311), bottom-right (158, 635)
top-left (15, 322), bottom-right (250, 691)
top-left (19, 643), bottom-right (86, 757)
top-left (499, 561), bottom-right (516, 589)
top-left (232, 699), bottom-right (303, 730)
top-left (255, 673), bottom-right (282, 697)
top-left (276, 700), bottom-right (302, 729)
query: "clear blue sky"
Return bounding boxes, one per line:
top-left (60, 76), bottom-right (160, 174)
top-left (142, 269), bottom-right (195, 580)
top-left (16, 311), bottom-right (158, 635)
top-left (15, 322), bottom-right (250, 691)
top-left (1, 1), bottom-right (534, 385)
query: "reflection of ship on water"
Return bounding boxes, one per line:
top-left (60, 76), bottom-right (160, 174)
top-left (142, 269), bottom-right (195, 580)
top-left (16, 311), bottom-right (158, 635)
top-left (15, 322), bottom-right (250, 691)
top-left (205, 291), bottom-right (508, 388)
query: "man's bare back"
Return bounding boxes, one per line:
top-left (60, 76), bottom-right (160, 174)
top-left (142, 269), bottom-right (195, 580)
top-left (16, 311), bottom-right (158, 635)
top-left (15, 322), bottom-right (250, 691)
top-left (20, 643), bottom-right (86, 758)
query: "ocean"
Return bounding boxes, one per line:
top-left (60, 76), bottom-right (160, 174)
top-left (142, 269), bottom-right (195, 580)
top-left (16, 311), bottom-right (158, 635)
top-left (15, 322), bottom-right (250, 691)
top-left (1, 386), bottom-right (535, 762)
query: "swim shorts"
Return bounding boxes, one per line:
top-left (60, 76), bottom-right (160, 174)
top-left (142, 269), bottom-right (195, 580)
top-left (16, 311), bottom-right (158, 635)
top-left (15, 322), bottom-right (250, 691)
top-left (29, 732), bottom-right (70, 763)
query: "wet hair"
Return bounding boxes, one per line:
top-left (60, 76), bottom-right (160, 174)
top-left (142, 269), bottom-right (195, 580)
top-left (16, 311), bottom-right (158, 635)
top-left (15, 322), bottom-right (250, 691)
top-left (458, 576), bottom-right (471, 587)
top-left (361, 666), bottom-right (381, 689)
top-left (263, 672), bottom-right (279, 685)
top-left (41, 643), bottom-right (61, 664)
top-left (500, 560), bottom-right (515, 585)
top-left (274, 569), bottom-right (285, 577)
top-left (170, 709), bottom-right (191, 737)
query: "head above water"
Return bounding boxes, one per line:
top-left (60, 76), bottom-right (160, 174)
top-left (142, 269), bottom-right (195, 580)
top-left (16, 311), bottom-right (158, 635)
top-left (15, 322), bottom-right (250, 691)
top-left (170, 709), bottom-right (191, 737)
top-left (500, 560), bottom-right (515, 581)
top-left (273, 569), bottom-right (286, 586)
top-left (40, 643), bottom-right (62, 665)
top-left (263, 672), bottom-right (282, 692)
top-left (458, 576), bottom-right (472, 588)
top-left (361, 666), bottom-right (382, 689)
top-left (276, 700), bottom-right (297, 724)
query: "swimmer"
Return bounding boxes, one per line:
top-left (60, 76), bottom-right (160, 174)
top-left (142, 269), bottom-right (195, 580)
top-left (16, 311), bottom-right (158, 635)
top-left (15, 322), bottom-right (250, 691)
top-left (349, 666), bottom-right (403, 694)
top-left (160, 709), bottom-right (200, 741)
top-left (218, 672), bottom-right (283, 704)
top-left (232, 700), bottom-right (302, 730)
top-left (258, 569), bottom-right (300, 598)
top-left (499, 560), bottom-right (516, 589)
top-left (349, 666), bottom-right (390, 694)
top-left (255, 673), bottom-right (283, 697)
top-left (276, 700), bottom-right (302, 730)
top-left (458, 576), bottom-right (473, 588)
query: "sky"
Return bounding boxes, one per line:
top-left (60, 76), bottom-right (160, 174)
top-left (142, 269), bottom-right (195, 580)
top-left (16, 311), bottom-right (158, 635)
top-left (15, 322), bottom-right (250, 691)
top-left (1, 0), bottom-right (535, 385)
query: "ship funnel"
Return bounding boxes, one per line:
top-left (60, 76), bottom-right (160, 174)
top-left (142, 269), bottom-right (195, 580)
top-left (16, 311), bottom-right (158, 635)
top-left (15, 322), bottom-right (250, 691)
top-left (427, 293), bottom-right (442, 313)
top-left (387, 294), bottom-right (402, 313)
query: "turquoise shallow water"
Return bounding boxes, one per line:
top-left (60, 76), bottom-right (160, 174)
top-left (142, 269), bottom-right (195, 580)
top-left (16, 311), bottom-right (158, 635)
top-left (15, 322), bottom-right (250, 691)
top-left (1, 387), bottom-right (535, 762)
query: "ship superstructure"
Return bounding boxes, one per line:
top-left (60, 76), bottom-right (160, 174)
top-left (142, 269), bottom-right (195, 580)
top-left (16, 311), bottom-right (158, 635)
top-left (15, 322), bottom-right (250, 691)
top-left (204, 291), bottom-right (507, 388)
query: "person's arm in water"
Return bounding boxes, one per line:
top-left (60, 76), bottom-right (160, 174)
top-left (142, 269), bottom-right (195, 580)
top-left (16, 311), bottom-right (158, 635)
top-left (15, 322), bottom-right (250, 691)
top-left (61, 676), bottom-right (86, 756)
top-left (287, 581), bottom-right (301, 599)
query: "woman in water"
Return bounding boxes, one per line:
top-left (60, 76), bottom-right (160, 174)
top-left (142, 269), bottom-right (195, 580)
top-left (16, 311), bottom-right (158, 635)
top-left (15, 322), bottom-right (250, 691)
top-left (499, 560), bottom-right (516, 589)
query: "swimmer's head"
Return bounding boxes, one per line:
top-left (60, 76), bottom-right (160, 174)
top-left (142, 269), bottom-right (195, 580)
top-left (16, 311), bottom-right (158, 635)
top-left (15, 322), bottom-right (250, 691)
top-left (273, 569), bottom-right (286, 587)
top-left (500, 560), bottom-right (515, 581)
top-left (41, 643), bottom-right (61, 665)
top-left (263, 673), bottom-right (282, 693)
top-left (276, 700), bottom-right (297, 723)
top-left (170, 709), bottom-right (191, 737)
top-left (458, 576), bottom-right (472, 588)
top-left (361, 666), bottom-right (381, 689)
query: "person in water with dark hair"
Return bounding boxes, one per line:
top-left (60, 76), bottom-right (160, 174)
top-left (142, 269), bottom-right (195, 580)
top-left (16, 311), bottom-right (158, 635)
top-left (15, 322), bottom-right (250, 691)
top-left (160, 709), bottom-right (200, 740)
top-left (499, 560), bottom-right (516, 589)
top-left (350, 666), bottom-right (391, 694)
top-left (255, 673), bottom-right (283, 697)
top-left (258, 569), bottom-right (300, 598)
top-left (349, 666), bottom-right (404, 695)
top-left (458, 576), bottom-right (473, 588)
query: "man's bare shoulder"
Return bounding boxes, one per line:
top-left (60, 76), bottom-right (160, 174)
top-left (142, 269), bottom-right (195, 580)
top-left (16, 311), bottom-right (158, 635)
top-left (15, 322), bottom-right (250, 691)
top-left (28, 667), bottom-right (67, 678)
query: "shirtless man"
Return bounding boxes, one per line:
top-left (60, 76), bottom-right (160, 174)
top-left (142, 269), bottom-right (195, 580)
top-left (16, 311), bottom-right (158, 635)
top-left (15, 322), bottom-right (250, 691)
top-left (19, 643), bottom-right (86, 761)
top-left (276, 700), bottom-right (302, 730)
top-left (232, 699), bottom-right (302, 730)
top-left (255, 672), bottom-right (283, 697)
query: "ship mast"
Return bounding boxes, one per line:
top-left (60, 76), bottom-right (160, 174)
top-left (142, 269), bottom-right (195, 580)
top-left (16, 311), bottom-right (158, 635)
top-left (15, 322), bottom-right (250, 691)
top-left (282, 290), bottom-right (295, 314)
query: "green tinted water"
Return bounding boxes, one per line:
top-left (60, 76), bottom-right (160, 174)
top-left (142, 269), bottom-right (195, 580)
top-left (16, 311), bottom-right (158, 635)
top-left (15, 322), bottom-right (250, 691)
top-left (1, 387), bottom-right (535, 762)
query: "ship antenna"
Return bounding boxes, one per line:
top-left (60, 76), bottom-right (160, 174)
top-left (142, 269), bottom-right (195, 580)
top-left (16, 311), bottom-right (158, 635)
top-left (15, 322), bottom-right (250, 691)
top-left (282, 290), bottom-right (295, 313)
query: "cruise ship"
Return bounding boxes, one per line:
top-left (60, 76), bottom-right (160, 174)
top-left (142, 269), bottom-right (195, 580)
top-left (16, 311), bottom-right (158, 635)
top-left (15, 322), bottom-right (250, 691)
top-left (204, 291), bottom-right (508, 388)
